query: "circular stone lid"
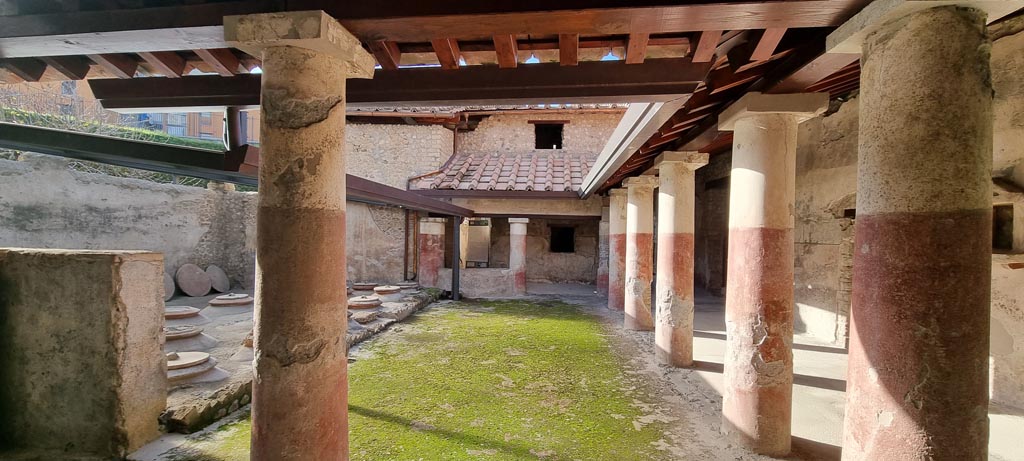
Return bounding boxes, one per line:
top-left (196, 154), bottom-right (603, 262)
top-left (348, 295), bottom-right (382, 309)
top-left (163, 272), bottom-right (175, 301)
top-left (374, 285), bottom-right (402, 295)
top-left (396, 281), bottom-right (419, 289)
top-left (167, 351), bottom-right (210, 370)
top-left (164, 325), bottom-right (204, 340)
top-left (351, 282), bottom-right (378, 290)
top-left (208, 293), bottom-right (254, 307)
top-left (175, 264), bottom-right (212, 297)
top-left (206, 265), bottom-right (230, 293)
top-left (165, 306), bottom-right (201, 319)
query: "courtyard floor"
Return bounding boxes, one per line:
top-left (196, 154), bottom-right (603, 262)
top-left (136, 287), bottom-right (1024, 461)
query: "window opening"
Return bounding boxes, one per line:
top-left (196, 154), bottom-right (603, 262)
top-left (550, 226), bottom-right (575, 253)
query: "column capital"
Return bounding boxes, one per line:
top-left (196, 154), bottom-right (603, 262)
top-left (225, 10), bottom-right (376, 78)
top-left (623, 176), bottom-right (659, 189)
top-left (718, 92), bottom-right (828, 131)
top-left (827, 0), bottom-right (1024, 54)
top-left (508, 218), bottom-right (530, 224)
top-left (608, 188), bottom-right (629, 197)
top-left (655, 151), bottom-right (709, 171)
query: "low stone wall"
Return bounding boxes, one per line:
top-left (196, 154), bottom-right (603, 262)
top-left (0, 153), bottom-right (258, 288)
top-left (0, 249), bottom-right (166, 459)
top-left (437, 267), bottom-right (516, 298)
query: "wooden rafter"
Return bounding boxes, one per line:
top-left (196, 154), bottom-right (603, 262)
top-left (750, 28), bottom-right (788, 61)
top-left (138, 51), bottom-right (185, 78)
top-left (193, 48), bottom-right (239, 76)
top-left (0, 58), bottom-right (46, 82)
top-left (87, 53), bottom-right (137, 78)
top-left (40, 55), bottom-right (90, 80)
top-left (558, 34), bottom-right (579, 66)
top-left (626, 33), bottom-right (650, 64)
top-left (692, 30), bottom-right (722, 63)
top-left (431, 38), bottom-right (461, 70)
top-left (368, 40), bottom-right (402, 70)
top-left (492, 34), bottom-right (518, 68)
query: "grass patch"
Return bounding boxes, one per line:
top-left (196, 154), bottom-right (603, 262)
top-left (165, 300), bottom-right (669, 460)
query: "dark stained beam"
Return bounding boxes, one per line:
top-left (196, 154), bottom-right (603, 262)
top-left (368, 40), bottom-right (401, 70)
top-left (558, 33), bottom-right (579, 66)
top-left (625, 32), bottom-right (649, 64)
top-left (40, 55), bottom-right (90, 80)
top-left (492, 34), bottom-right (518, 69)
top-left (88, 53), bottom-right (137, 78)
top-left (430, 38), bottom-right (461, 70)
top-left (194, 48), bottom-right (239, 76)
top-left (89, 57), bottom-right (712, 109)
top-left (138, 51), bottom-right (185, 78)
top-left (692, 30), bottom-right (722, 63)
top-left (769, 52), bottom-right (859, 94)
top-left (0, 58), bottom-right (47, 81)
top-left (0, 1), bottom-right (875, 58)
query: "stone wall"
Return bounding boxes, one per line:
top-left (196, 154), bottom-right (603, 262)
top-left (347, 123), bottom-right (453, 189)
top-left (693, 153), bottom-right (731, 295)
top-left (456, 112), bottom-right (623, 155)
top-left (0, 249), bottom-right (166, 459)
top-left (489, 217), bottom-right (600, 284)
top-left (346, 202), bottom-right (408, 283)
top-left (0, 153), bottom-right (258, 288)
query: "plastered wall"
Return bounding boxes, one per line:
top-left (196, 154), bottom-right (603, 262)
top-left (456, 112), bottom-right (623, 155)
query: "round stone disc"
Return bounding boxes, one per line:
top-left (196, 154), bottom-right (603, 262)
top-left (352, 282), bottom-right (378, 290)
top-left (396, 281), bottom-right (419, 289)
top-left (175, 264), bottom-right (212, 297)
top-left (163, 272), bottom-right (175, 301)
top-left (208, 293), bottom-right (254, 307)
top-left (374, 285), bottom-right (402, 295)
top-left (165, 306), bottom-right (200, 320)
top-left (348, 295), bottom-right (382, 309)
top-left (167, 351), bottom-right (210, 370)
top-left (164, 325), bottom-right (204, 340)
top-left (206, 265), bottom-right (230, 293)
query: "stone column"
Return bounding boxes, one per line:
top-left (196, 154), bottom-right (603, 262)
top-left (225, 11), bottom-right (375, 461)
top-left (608, 189), bottom-right (628, 310)
top-left (654, 152), bottom-right (708, 367)
top-left (597, 206), bottom-right (610, 294)
top-left (418, 217), bottom-right (447, 289)
top-left (717, 92), bottom-right (827, 456)
top-left (509, 218), bottom-right (529, 295)
top-left (827, 4), bottom-right (996, 460)
top-left (624, 176), bottom-right (658, 331)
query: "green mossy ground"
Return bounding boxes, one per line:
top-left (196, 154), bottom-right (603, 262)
top-left (167, 299), bottom-right (669, 460)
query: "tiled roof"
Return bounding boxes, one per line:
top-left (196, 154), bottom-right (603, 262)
top-left (412, 153), bottom-right (594, 193)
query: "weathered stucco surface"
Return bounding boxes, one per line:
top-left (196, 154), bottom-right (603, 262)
top-left (0, 154), bottom-right (258, 288)
top-left (457, 112), bottom-right (623, 155)
top-left (489, 217), bottom-right (599, 284)
top-left (0, 249), bottom-right (166, 459)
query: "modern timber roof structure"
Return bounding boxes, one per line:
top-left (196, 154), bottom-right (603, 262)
top-left (2, 1), bottom-right (1022, 194)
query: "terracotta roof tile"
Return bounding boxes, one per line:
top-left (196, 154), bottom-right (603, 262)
top-left (412, 152), bottom-right (594, 194)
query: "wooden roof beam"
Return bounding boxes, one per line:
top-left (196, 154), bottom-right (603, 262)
top-left (368, 40), bottom-right (402, 70)
top-left (193, 48), bottom-right (239, 77)
top-left (138, 51), bottom-right (185, 78)
top-left (40, 55), bottom-right (90, 80)
top-left (431, 38), bottom-right (461, 70)
top-left (0, 58), bottom-right (46, 82)
top-left (692, 30), bottom-right (722, 63)
top-left (559, 34), bottom-right (579, 66)
top-left (87, 53), bottom-right (137, 78)
top-left (626, 33), bottom-right (650, 64)
top-left (492, 34), bottom-right (518, 69)
top-left (750, 28), bottom-right (788, 61)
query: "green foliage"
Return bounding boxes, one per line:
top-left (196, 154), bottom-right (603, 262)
top-left (165, 300), bottom-right (669, 460)
top-left (0, 107), bottom-right (224, 151)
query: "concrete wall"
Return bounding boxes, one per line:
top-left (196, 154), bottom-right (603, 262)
top-left (347, 123), bottom-right (453, 189)
top-left (0, 249), bottom-right (166, 459)
top-left (0, 153), bottom-right (258, 288)
top-left (456, 112), bottom-right (623, 155)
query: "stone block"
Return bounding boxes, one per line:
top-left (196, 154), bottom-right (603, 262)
top-left (0, 249), bottom-right (167, 460)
